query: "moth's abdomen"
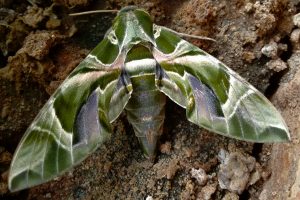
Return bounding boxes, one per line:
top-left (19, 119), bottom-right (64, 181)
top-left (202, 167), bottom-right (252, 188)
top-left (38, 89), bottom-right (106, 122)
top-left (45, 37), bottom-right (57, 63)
top-left (125, 73), bottom-right (166, 159)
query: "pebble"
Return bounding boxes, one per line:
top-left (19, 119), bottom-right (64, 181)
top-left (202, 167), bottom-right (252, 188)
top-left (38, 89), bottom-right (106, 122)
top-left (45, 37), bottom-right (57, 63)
top-left (198, 183), bottom-right (217, 200)
top-left (259, 189), bottom-right (268, 200)
top-left (290, 29), bottom-right (300, 51)
top-left (217, 149), bottom-right (257, 194)
top-left (293, 13), bottom-right (300, 28)
top-left (244, 3), bottom-right (254, 13)
top-left (183, 147), bottom-right (193, 157)
top-left (266, 58), bottom-right (287, 72)
top-left (248, 169), bottom-right (261, 186)
top-left (222, 192), bottom-right (239, 200)
top-left (242, 51), bottom-right (256, 63)
top-left (159, 142), bottom-right (172, 154)
top-left (261, 41), bottom-right (278, 58)
top-left (166, 159), bottom-right (179, 179)
top-left (145, 195), bottom-right (153, 200)
top-left (190, 168), bottom-right (208, 186)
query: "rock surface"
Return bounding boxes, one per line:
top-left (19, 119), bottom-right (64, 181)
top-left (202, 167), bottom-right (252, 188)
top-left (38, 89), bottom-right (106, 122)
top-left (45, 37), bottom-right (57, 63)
top-left (217, 149), bottom-right (258, 194)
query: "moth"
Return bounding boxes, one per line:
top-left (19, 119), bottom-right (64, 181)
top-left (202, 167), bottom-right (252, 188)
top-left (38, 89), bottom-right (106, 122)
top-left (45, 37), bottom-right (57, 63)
top-left (9, 7), bottom-right (290, 192)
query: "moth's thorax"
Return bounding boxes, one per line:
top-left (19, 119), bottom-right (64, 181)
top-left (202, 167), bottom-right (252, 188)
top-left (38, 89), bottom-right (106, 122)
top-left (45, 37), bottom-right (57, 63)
top-left (124, 58), bottom-right (156, 77)
top-left (124, 44), bottom-right (156, 77)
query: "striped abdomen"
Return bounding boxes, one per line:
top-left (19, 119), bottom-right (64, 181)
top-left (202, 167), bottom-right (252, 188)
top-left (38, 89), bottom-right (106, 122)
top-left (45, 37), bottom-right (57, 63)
top-left (125, 57), bottom-right (166, 160)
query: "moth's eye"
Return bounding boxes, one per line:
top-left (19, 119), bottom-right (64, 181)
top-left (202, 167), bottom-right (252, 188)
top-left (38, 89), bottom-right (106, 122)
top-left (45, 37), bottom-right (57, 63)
top-left (108, 31), bottom-right (118, 44)
top-left (153, 24), bottom-right (161, 39)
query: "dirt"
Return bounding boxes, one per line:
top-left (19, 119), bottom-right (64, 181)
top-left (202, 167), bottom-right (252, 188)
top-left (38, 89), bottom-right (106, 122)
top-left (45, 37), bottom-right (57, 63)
top-left (0, 0), bottom-right (300, 199)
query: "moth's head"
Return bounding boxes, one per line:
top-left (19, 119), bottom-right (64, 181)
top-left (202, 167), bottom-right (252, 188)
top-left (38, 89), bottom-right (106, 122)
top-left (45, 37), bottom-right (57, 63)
top-left (116, 6), bottom-right (152, 19)
top-left (112, 7), bottom-right (155, 46)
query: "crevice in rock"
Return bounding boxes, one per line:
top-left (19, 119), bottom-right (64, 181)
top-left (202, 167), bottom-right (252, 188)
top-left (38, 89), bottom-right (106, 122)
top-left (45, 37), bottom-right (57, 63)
top-left (265, 35), bottom-right (292, 97)
top-left (0, 53), bottom-right (8, 68)
top-left (5, 190), bottom-right (29, 200)
top-left (252, 143), bottom-right (263, 160)
top-left (279, 35), bottom-right (293, 62)
top-left (240, 190), bottom-right (250, 199)
top-left (264, 68), bottom-right (288, 98)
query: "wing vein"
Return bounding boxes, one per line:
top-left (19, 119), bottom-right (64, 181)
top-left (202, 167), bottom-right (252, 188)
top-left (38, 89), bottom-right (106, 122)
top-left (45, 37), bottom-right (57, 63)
top-left (229, 81), bottom-right (259, 139)
top-left (220, 80), bottom-right (230, 135)
top-left (226, 81), bottom-right (246, 138)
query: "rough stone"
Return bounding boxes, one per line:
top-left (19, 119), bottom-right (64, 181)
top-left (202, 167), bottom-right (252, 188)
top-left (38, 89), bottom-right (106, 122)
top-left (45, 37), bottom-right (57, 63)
top-left (145, 195), bottom-right (153, 200)
top-left (293, 13), bottom-right (300, 28)
top-left (266, 58), bottom-right (287, 72)
top-left (218, 149), bottom-right (256, 194)
top-left (191, 168), bottom-right (208, 186)
top-left (261, 41), bottom-right (278, 58)
top-left (262, 67), bottom-right (300, 200)
top-left (244, 3), bottom-right (254, 13)
top-left (20, 31), bottom-right (62, 60)
top-left (159, 142), bottom-right (172, 155)
top-left (198, 183), bottom-right (217, 200)
top-left (291, 29), bottom-right (300, 51)
top-left (222, 192), bottom-right (239, 200)
top-left (283, 51), bottom-right (300, 82)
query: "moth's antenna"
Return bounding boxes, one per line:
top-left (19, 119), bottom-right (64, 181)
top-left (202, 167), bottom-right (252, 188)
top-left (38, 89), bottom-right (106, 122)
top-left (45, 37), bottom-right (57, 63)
top-left (163, 27), bottom-right (216, 42)
top-left (69, 10), bottom-right (119, 17)
top-left (68, 9), bottom-right (215, 42)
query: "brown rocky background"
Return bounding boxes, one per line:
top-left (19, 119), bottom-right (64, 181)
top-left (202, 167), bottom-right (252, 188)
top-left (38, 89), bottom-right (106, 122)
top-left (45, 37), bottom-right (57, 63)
top-left (1, 0), bottom-right (300, 199)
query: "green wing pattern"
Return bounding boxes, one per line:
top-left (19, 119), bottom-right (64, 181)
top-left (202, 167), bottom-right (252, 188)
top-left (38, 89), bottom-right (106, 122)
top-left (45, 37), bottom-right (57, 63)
top-left (153, 26), bottom-right (290, 142)
top-left (8, 40), bottom-right (132, 192)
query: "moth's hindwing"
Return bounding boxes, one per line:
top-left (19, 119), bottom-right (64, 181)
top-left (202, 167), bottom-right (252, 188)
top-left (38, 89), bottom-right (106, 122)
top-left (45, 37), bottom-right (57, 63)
top-left (8, 36), bottom-right (132, 192)
top-left (153, 26), bottom-right (290, 142)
